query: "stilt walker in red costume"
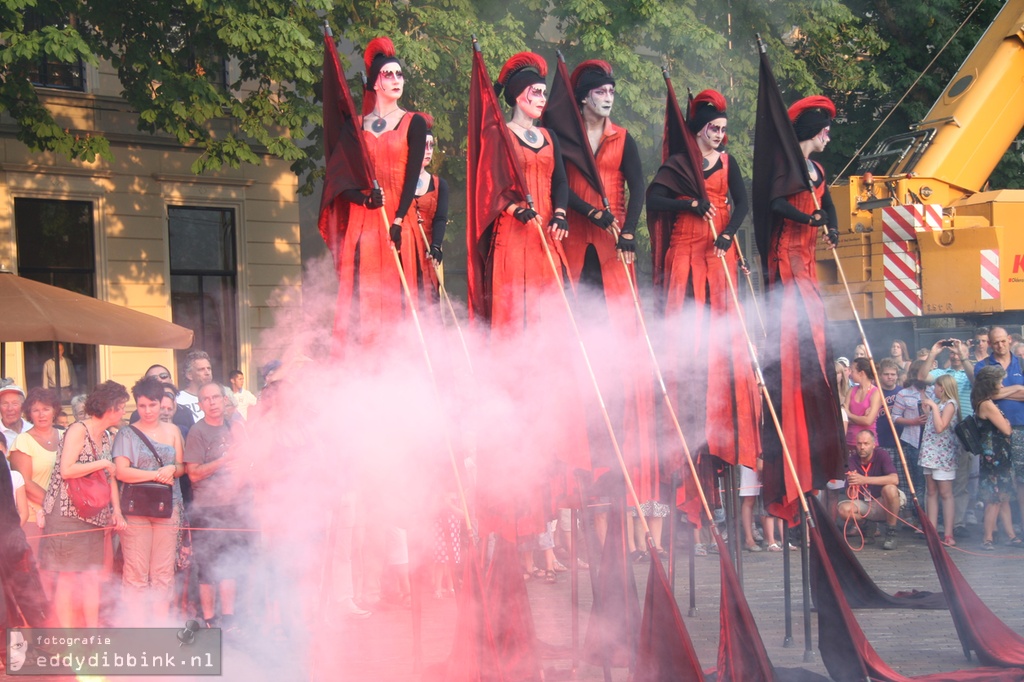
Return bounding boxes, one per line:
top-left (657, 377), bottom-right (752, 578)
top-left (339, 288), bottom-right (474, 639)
top-left (484, 52), bottom-right (571, 330)
top-left (647, 90), bottom-right (760, 473)
top-left (404, 114), bottom-right (448, 305)
top-left (467, 50), bottom-right (590, 545)
top-left (754, 92), bottom-right (846, 518)
top-left (323, 37), bottom-right (427, 350)
top-left (543, 59), bottom-right (662, 555)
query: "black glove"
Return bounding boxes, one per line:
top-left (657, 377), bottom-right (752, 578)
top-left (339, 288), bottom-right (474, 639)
top-left (826, 229), bottom-right (840, 246)
top-left (429, 244), bottom-right (443, 264)
top-left (808, 210), bottom-right (828, 227)
top-left (616, 233), bottom-right (636, 253)
top-left (365, 187), bottom-right (385, 209)
top-left (691, 198), bottom-right (712, 217)
top-left (549, 215), bottom-right (569, 233)
top-left (587, 207), bottom-right (615, 229)
top-left (714, 234), bottom-right (734, 252)
top-left (389, 223), bottom-right (402, 249)
top-left (512, 207), bottom-right (538, 224)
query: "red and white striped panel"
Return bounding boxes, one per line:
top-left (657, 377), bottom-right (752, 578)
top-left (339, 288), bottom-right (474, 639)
top-left (880, 204), bottom-right (942, 240)
top-left (883, 240), bottom-right (922, 317)
top-left (981, 249), bottom-right (1000, 300)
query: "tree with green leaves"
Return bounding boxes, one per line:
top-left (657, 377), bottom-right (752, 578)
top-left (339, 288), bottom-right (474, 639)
top-left (1, 0), bottom-right (330, 173)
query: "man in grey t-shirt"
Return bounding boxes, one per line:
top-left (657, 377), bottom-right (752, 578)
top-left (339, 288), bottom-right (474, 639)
top-left (184, 382), bottom-right (249, 630)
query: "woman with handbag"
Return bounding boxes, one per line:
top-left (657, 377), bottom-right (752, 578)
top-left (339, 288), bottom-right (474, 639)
top-left (971, 366), bottom-right (1021, 550)
top-left (39, 380), bottom-right (129, 627)
top-left (113, 376), bottom-right (184, 625)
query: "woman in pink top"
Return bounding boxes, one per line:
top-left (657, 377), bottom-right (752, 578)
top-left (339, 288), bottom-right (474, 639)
top-left (845, 357), bottom-right (882, 452)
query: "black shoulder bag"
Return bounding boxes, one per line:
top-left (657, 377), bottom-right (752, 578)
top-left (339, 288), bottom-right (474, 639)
top-left (120, 426), bottom-right (174, 518)
top-left (953, 414), bottom-right (985, 456)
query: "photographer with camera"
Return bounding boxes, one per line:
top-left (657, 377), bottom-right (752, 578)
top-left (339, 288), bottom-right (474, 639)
top-left (919, 338), bottom-right (976, 535)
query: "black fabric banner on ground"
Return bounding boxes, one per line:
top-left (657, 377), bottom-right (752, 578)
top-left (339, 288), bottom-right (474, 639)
top-left (808, 496), bottom-right (946, 609)
top-left (916, 500), bottom-right (1024, 667)
top-left (583, 497), bottom-right (640, 669)
top-left (809, 524), bottom-right (1024, 682)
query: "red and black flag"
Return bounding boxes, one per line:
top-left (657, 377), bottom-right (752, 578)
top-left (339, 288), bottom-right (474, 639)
top-left (318, 29), bottom-right (373, 258)
top-left (647, 70), bottom-right (706, 289)
top-left (541, 53), bottom-right (606, 199)
top-left (634, 536), bottom-right (705, 682)
top-left (445, 551), bottom-right (503, 682)
top-left (714, 533), bottom-right (775, 682)
top-left (750, 39), bottom-right (808, 274)
top-left (484, 537), bottom-right (538, 682)
top-left (466, 41), bottom-right (530, 321)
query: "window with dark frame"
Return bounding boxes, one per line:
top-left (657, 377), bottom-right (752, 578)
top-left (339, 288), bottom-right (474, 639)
top-left (13, 198), bottom-right (97, 396)
top-left (23, 11), bottom-right (85, 91)
top-left (168, 206), bottom-right (238, 385)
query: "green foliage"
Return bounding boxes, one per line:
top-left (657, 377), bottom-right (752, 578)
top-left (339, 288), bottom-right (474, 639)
top-left (1, 0), bottom-right (328, 167)
top-left (5, 0), bottom-right (1016, 198)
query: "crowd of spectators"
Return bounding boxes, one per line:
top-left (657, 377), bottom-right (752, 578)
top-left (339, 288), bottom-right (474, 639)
top-left (826, 326), bottom-right (1024, 552)
top-left (0, 351), bottom-right (280, 660)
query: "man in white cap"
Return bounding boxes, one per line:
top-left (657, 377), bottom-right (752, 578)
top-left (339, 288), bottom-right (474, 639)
top-left (1, 382), bottom-right (32, 452)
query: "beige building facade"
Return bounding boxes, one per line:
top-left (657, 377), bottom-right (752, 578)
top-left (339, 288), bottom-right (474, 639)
top-left (0, 55), bottom-right (302, 396)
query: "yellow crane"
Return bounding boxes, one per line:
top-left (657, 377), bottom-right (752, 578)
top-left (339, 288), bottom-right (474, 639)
top-left (819, 0), bottom-right (1024, 322)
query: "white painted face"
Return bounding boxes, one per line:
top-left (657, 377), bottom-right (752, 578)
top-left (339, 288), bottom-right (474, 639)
top-left (812, 125), bottom-right (831, 152)
top-left (375, 61), bottom-right (404, 103)
top-left (702, 117), bottom-right (727, 149)
top-left (422, 134), bottom-right (435, 169)
top-left (517, 84), bottom-right (547, 120)
top-left (583, 85), bottom-right (615, 119)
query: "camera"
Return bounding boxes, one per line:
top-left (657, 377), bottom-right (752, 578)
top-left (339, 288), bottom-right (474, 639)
top-left (939, 339), bottom-right (955, 347)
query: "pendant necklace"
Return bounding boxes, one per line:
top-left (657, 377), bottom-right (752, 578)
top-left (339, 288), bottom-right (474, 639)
top-left (371, 107), bottom-right (398, 133)
top-left (806, 158), bottom-right (815, 177)
top-left (702, 152), bottom-right (715, 170)
top-left (512, 121), bottom-right (538, 144)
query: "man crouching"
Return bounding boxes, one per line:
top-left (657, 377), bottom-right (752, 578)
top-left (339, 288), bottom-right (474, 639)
top-left (838, 430), bottom-right (903, 550)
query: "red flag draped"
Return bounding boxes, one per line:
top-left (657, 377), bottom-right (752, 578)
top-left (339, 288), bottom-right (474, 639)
top-left (540, 54), bottom-right (605, 198)
top-left (809, 524), bottom-right (1024, 682)
top-left (318, 31), bottom-right (373, 258)
top-left (485, 537), bottom-right (538, 682)
top-left (634, 539), bottom-right (704, 682)
top-left (445, 551), bottom-right (503, 682)
top-left (916, 500), bottom-right (1024, 667)
top-left (714, 532), bottom-right (775, 681)
top-left (583, 498), bottom-right (640, 669)
top-left (466, 44), bottom-right (530, 321)
top-left (648, 72), bottom-right (706, 289)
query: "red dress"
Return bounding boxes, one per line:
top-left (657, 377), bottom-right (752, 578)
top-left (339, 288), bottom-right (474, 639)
top-left (487, 129), bottom-right (567, 330)
top-left (330, 114), bottom-right (425, 348)
top-left (405, 174), bottom-right (441, 306)
top-left (763, 162), bottom-right (844, 516)
top-left (564, 121), bottom-right (658, 506)
top-left (662, 155), bottom-right (761, 469)
top-left (477, 128), bottom-right (590, 540)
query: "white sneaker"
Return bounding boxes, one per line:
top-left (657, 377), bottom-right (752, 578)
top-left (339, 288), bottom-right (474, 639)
top-left (964, 510), bottom-right (978, 526)
top-left (335, 599), bottom-right (371, 620)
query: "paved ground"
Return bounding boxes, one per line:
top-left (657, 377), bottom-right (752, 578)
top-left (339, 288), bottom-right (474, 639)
top-left (4, 522), bottom-right (1022, 681)
top-left (317, 521), bottom-right (1024, 682)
